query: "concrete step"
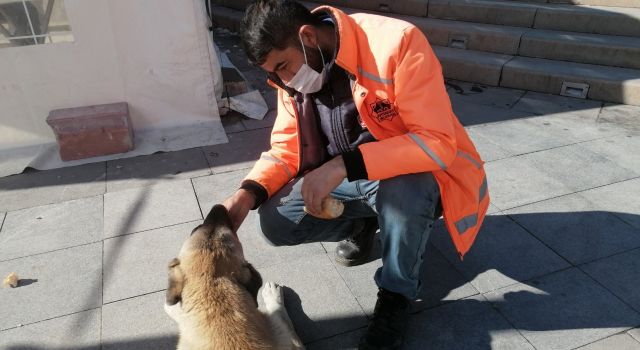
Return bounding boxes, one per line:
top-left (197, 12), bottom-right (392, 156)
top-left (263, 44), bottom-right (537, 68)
top-left (432, 46), bottom-right (514, 86)
top-left (311, 0), bottom-right (429, 16)
top-left (501, 56), bottom-right (640, 105)
top-left (428, 0), bottom-right (640, 37)
top-left (519, 29), bottom-right (640, 69)
top-left (499, 0), bottom-right (640, 8)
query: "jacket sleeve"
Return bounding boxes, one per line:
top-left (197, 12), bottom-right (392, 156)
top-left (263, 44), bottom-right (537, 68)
top-left (242, 88), bottom-right (299, 207)
top-left (357, 26), bottom-right (457, 181)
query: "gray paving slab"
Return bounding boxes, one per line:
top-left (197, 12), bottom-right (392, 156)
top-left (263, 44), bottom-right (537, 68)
top-left (221, 111), bottom-right (247, 134)
top-left (102, 221), bottom-right (196, 304)
top-left (404, 295), bottom-right (535, 350)
top-left (431, 215), bottom-right (570, 293)
top-left (581, 248), bottom-right (640, 313)
top-left (630, 328), bottom-right (640, 342)
top-left (0, 162), bottom-right (106, 212)
top-left (0, 243), bottom-right (102, 331)
top-left (581, 178), bottom-right (640, 230)
top-left (105, 148), bottom-right (211, 192)
top-left (466, 129), bottom-right (515, 162)
top-left (512, 91), bottom-right (603, 116)
top-left (484, 155), bottom-right (573, 209)
top-left (241, 109), bottom-right (277, 131)
top-left (577, 333), bottom-right (640, 350)
top-left (1, 211), bottom-right (5, 230)
top-left (102, 291), bottom-right (178, 350)
top-left (0, 309), bottom-right (101, 350)
top-left (258, 254), bottom-right (368, 343)
top-left (452, 100), bottom-right (533, 127)
top-left (306, 328), bottom-right (364, 350)
top-left (598, 104), bottom-right (640, 133)
top-left (578, 135), bottom-right (640, 175)
top-left (192, 170), bottom-right (326, 269)
top-left (446, 80), bottom-right (526, 109)
top-left (484, 268), bottom-right (640, 350)
top-left (0, 196), bottom-right (103, 261)
top-left (103, 179), bottom-right (202, 238)
top-left (202, 128), bottom-right (271, 174)
top-left (328, 240), bottom-right (478, 316)
top-left (506, 192), bottom-right (640, 265)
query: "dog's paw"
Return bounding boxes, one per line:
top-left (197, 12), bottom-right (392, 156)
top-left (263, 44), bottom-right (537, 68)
top-left (261, 281), bottom-right (284, 311)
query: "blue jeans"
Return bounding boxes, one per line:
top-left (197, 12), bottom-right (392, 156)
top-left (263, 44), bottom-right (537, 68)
top-left (257, 172), bottom-right (441, 299)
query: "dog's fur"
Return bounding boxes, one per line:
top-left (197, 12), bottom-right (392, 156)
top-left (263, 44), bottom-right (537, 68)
top-left (164, 204), bottom-right (304, 350)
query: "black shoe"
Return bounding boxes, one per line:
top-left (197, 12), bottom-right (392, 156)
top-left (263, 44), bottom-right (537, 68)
top-left (335, 217), bottom-right (378, 267)
top-left (359, 289), bottom-right (410, 350)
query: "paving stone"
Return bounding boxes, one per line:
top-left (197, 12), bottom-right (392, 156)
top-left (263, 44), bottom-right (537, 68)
top-left (102, 291), bottom-right (178, 350)
top-left (0, 243), bottom-right (102, 331)
top-left (431, 215), bottom-right (569, 293)
top-left (446, 80), bottom-right (526, 109)
top-left (329, 240), bottom-right (478, 316)
top-left (192, 170), bottom-right (326, 269)
top-left (102, 221), bottom-right (196, 304)
top-left (578, 135), bottom-right (640, 175)
top-left (581, 249), bottom-right (640, 313)
top-left (404, 295), bottom-right (535, 350)
top-left (106, 148), bottom-right (211, 192)
top-left (241, 109), bottom-right (277, 131)
top-left (202, 128), bottom-right (271, 174)
top-left (1, 211), bottom-right (6, 230)
top-left (452, 100), bottom-right (533, 127)
top-left (220, 110), bottom-right (247, 134)
top-left (0, 196), bottom-right (103, 261)
top-left (0, 309), bottom-right (101, 349)
top-left (506, 192), bottom-right (640, 265)
top-left (0, 163), bottom-right (106, 212)
top-left (630, 328), bottom-right (640, 342)
top-left (466, 129), bottom-right (515, 162)
top-left (484, 155), bottom-right (573, 209)
top-left (258, 254), bottom-right (368, 343)
top-left (103, 180), bottom-right (202, 238)
top-left (484, 268), bottom-right (640, 350)
top-left (306, 328), bottom-right (365, 350)
top-left (576, 333), bottom-right (640, 350)
top-left (512, 91), bottom-right (603, 116)
top-left (598, 104), bottom-right (640, 133)
top-left (581, 178), bottom-right (640, 230)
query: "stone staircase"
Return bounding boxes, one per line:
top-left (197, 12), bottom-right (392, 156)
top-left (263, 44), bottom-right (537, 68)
top-left (210, 0), bottom-right (640, 105)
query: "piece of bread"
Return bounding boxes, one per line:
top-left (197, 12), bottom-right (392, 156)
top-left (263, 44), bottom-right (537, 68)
top-left (304, 197), bottom-right (344, 219)
top-left (3, 272), bottom-right (18, 288)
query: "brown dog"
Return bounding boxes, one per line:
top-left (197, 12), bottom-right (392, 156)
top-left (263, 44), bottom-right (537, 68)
top-left (164, 204), bottom-right (304, 350)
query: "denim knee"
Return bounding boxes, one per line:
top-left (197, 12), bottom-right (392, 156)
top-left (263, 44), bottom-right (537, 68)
top-left (256, 199), bottom-right (299, 247)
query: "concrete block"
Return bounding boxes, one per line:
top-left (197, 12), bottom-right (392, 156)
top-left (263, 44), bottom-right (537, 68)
top-left (534, 4), bottom-right (640, 37)
top-left (0, 162), bottom-right (106, 212)
top-left (103, 179), bottom-right (202, 238)
top-left (630, 328), bottom-right (640, 342)
top-left (512, 91), bottom-right (603, 116)
top-left (221, 110), bottom-right (248, 134)
top-left (576, 333), bottom-right (640, 350)
top-left (433, 46), bottom-right (513, 86)
top-left (0, 309), bottom-right (101, 349)
top-left (306, 328), bottom-right (364, 350)
top-left (102, 291), bottom-right (178, 350)
top-left (258, 254), bottom-right (368, 343)
top-left (484, 268), bottom-right (640, 350)
top-left (241, 109), bottom-right (277, 131)
top-left (428, 0), bottom-right (537, 27)
top-left (106, 148), bottom-right (211, 192)
top-left (506, 192), bottom-right (640, 265)
top-left (501, 56), bottom-right (640, 106)
top-left (581, 177), bottom-right (640, 230)
top-left (412, 17), bottom-right (526, 55)
top-left (222, 67), bottom-right (249, 97)
top-left (577, 135), bottom-right (640, 182)
top-left (597, 103), bottom-right (640, 133)
top-left (405, 295), bottom-right (535, 350)
top-left (446, 79), bottom-right (526, 109)
top-left (451, 99), bottom-right (533, 126)
top-left (102, 221), bottom-right (196, 303)
top-left (191, 170), bottom-right (326, 269)
top-left (0, 196), bottom-right (102, 261)
top-left (520, 29), bottom-right (640, 70)
top-left (0, 243), bottom-right (102, 331)
top-left (308, 0), bottom-right (429, 16)
top-left (202, 128), bottom-right (271, 174)
top-left (549, 0), bottom-right (640, 7)
top-left (431, 215), bottom-right (570, 293)
top-left (466, 129), bottom-right (515, 162)
top-left (47, 102), bottom-right (133, 161)
top-left (582, 249), bottom-right (640, 314)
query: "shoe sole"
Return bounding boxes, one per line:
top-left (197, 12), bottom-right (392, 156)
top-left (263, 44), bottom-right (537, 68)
top-left (334, 254), bottom-right (370, 267)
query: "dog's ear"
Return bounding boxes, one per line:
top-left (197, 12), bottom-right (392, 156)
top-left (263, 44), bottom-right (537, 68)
top-left (204, 204), bottom-right (233, 230)
top-left (237, 262), bottom-right (263, 306)
top-left (166, 258), bottom-right (184, 305)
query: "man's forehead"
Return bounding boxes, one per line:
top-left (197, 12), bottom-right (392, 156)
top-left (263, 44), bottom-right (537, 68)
top-left (260, 47), bottom-right (296, 72)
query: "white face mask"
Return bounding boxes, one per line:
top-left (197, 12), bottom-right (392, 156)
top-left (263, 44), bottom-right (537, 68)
top-left (285, 35), bottom-right (326, 94)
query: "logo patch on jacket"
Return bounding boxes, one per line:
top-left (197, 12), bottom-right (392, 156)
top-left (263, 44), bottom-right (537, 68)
top-left (369, 98), bottom-right (398, 122)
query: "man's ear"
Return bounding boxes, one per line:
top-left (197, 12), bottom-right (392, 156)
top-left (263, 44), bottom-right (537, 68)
top-left (166, 258), bottom-right (184, 305)
top-left (299, 24), bottom-right (319, 47)
top-left (236, 262), bottom-right (263, 306)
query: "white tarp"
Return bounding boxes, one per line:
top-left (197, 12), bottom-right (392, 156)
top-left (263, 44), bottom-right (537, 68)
top-left (0, 0), bottom-right (228, 177)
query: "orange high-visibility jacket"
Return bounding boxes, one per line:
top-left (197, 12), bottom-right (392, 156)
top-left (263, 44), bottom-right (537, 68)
top-left (244, 6), bottom-right (489, 259)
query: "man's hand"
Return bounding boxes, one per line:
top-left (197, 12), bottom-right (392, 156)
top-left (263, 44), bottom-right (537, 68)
top-left (222, 189), bottom-right (256, 233)
top-left (302, 156), bottom-right (347, 217)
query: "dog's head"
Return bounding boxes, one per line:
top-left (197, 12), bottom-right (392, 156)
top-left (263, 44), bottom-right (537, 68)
top-left (165, 204), bottom-right (262, 307)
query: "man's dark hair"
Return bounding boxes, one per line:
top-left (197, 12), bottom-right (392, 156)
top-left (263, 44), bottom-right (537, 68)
top-left (240, 0), bottom-right (324, 65)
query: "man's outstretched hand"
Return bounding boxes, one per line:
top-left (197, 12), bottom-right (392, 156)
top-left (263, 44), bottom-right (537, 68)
top-left (302, 156), bottom-right (347, 217)
top-left (222, 189), bottom-right (255, 233)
